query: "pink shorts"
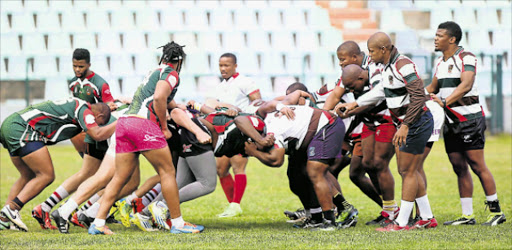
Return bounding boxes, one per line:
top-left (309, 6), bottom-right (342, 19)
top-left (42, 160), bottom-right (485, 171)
top-left (116, 116), bottom-right (167, 154)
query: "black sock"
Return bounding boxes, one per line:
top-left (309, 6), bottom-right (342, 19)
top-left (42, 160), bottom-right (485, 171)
top-left (333, 193), bottom-right (347, 211)
top-left (323, 210), bottom-right (336, 224)
top-left (311, 212), bottom-right (323, 223)
top-left (12, 197), bottom-right (25, 211)
top-left (488, 200), bottom-right (502, 213)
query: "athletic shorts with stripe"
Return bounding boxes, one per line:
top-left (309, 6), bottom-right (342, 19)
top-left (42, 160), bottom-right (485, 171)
top-left (0, 113), bottom-right (45, 156)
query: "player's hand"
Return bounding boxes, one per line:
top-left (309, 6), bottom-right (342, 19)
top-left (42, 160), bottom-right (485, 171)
top-left (187, 100), bottom-right (196, 108)
top-left (107, 102), bottom-right (118, 111)
top-left (162, 128), bottom-right (172, 139)
top-left (225, 108), bottom-right (239, 117)
top-left (196, 132), bottom-right (212, 144)
top-left (392, 124), bottom-right (408, 148)
top-left (430, 94), bottom-right (443, 107)
top-left (280, 106), bottom-right (295, 120)
top-left (257, 133), bottom-right (275, 148)
top-left (244, 141), bottom-right (258, 156)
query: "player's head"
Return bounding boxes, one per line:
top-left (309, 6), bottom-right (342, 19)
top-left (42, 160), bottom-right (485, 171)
top-left (219, 53), bottom-right (237, 79)
top-left (367, 32), bottom-right (393, 64)
top-left (159, 41), bottom-right (186, 73)
top-left (90, 102), bottom-right (111, 125)
top-left (341, 64), bottom-right (367, 94)
top-left (72, 48), bottom-right (91, 79)
top-left (435, 21), bottom-right (462, 52)
top-left (286, 82), bottom-right (309, 95)
top-left (337, 41), bottom-right (362, 68)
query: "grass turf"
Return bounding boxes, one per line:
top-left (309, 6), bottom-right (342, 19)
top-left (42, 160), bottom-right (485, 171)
top-left (0, 135), bottom-right (511, 249)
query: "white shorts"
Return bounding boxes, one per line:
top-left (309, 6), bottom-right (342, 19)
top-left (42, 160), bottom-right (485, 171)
top-left (106, 132), bottom-right (116, 157)
top-left (426, 100), bottom-right (445, 142)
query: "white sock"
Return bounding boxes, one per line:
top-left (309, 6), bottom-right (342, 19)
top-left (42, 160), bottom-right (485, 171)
top-left (59, 199), bottom-right (78, 220)
top-left (41, 185), bottom-right (69, 212)
top-left (460, 197), bottom-right (473, 216)
top-left (86, 202), bottom-right (101, 218)
top-left (171, 216), bottom-right (185, 228)
top-left (415, 195), bottom-right (433, 220)
top-left (142, 184), bottom-right (161, 206)
top-left (92, 218), bottom-right (105, 227)
top-left (125, 192), bottom-right (138, 204)
top-left (310, 207), bottom-right (322, 214)
top-left (396, 200), bottom-right (414, 227)
top-left (486, 193), bottom-right (498, 201)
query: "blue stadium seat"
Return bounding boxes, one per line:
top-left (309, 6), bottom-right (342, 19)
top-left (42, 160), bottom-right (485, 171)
top-left (258, 9), bottom-right (282, 31)
top-left (101, 75), bottom-right (122, 98)
top-left (86, 11), bottom-right (110, 32)
top-left (97, 32), bottom-right (122, 54)
top-left (183, 52), bottom-right (211, 75)
top-left (134, 11), bottom-right (158, 31)
top-left (45, 76), bottom-right (71, 101)
top-left (388, 0), bottom-right (414, 9)
top-left (1, 0), bottom-right (24, 14)
top-left (233, 9), bottom-right (258, 31)
top-left (57, 54), bottom-right (72, 76)
top-left (71, 32), bottom-right (97, 51)
top-left (222, 31), bottom-right (246, 51)
top-left (250, 75), bottom-right (273, 98)
top-left (197, 75), bottom-right (220, 100)
top-left (11, 12), bottom-right (36, 33)
top-left (21, 33), bottom-right (46, 56)
top-left (319, 28), bottom-right (344, 50)
top-left (24, 0), bottom-right (49, 14)
top-left (160, 8), bottom-right (185, 32)
top-left (219, 0), bottom-right (245, 10)
top-left (492, 29), bottom-right (512, 52)
top-left (284, 51), bottom-right (307, 76)
top-left (6, 56), bottom-right (28, 79)
top-left (268, 0), bottom-right (292, 10)
top-left (368, 0), bottom-right (390, 9)
top-left (262, 52), bottom-right (285, 75)
top-left (147, 31), bottom-right (171, 50)
top-left (296, 30), bottom-right (320, 52)
top-left (477, 8), bottom-right (500, 29)
top-left (184, 9), bottom-right (209, 31)
top-left (36, 12), bottom-right (61, 33)
top-left (0, 56), bottom-right (7, 80)
top-left (309, 50), bottom-right (337, 75)
top-left (89, 55), bottom-right (110, 77)
top-left (283, 9), bottom-right (307, 30)
top-left (1, 13), bottom-right (10, 34)
top-left (148, 0), bottom-right (172, 10)
top-left (454, 8), bottom-right (477, 28)
top-left (134, 53), bottom-right (159, 75)
top-left (122, 31), bottom-right (147, 52)
top-left (173, 32), bottom-right (198, 52)
top-left (123, 0), bottom-right (147, 11)
top-left (274, 76), bottom-right (298, 95)
top-left (269, 31), bottom-right (295, 52)
top-left (430, 9), bottom-right (453, 30)
top-left (394, 30), bottom-right (420, 53)
top-left (97, 0), bottom-right (122, 11)
top-left (61, 11), bottom-right (86, 32)
top-left (235, 51), bottom-right (260, 75)
top-left (31, 55), bottom-right (58, 79)
top-left (121, 75), bottom-right (142, 97)
top-left (303, 75), bottom-right (323, 92)
top-left (210, 9), bottom-right (234, 31)
top-left (379, 9), bottom-right (407, 32)
top-left (47, 33), bottom-right (72, 56)
top-left (110, 54), bottom-right (135, 77)
top-left (111, 10), bottom-right (136, 32)
top-left (246, 30), bottom-right (270, 52)
top-left (467, 29), bottom-right (491, 53)
top-left (175, 75), bottom-right (199, 103)
top-left (197, 31), bottom-right (222, 53)
top-left (244, 0), bottom-right (269, 10)
top-left (291, 0), bottom-right (317, 10)
top-left (195, 0), bottom-right (220, 10)
top-left (501, 7), bottom-right (511, 27)
top-left (0, 33), bottom-right (21, 56)
top-left (72, 0), bottom-right (98, 11)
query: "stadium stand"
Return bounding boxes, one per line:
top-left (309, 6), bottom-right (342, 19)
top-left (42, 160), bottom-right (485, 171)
top-left (0, 0), bottom-right (510, 128)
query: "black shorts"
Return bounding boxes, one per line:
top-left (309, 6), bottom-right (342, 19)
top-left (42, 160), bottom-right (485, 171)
top-left (399, 111), bottom-right (433, 155)
top-left (443, 116), bottom-right (486, 153)
top-left (178, 118), bottom-right (212, 158)
top-left (85, 142), bottom-right (106, 160)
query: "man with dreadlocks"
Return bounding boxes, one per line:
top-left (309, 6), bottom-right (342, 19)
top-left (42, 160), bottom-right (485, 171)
top-left (88, 41), bottom-right (204, 235)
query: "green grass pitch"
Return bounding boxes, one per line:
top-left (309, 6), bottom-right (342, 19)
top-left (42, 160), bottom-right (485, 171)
top-left (1, 135), bottom-right (510, 249)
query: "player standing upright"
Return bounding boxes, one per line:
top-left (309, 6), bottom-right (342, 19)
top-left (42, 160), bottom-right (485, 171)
top-left (207, 53), bottom-right (261, 217)
top-left (32, 48), bottom-right (117, 230)
top-left (427, 21), bottom-right (506, 226)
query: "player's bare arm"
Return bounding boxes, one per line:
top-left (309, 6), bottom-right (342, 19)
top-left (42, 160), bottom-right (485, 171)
top-left (323, 85), bottom-right (346, 110)
top-left (154, 80), bottom-right (173, 139)
top-left (244, 142), bottom-right (285, 168)
top-left (170, 109), bottom-right (212, 144)
top-left (86, 121), bottom-right (117, 142)
top-left (234, 116), bottom-right (275, 148)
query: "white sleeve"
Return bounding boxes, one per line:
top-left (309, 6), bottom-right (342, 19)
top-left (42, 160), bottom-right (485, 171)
top-left (356, 82), bottom-right (386, 107)
top-left (242, 77), bottom-right (259, 97)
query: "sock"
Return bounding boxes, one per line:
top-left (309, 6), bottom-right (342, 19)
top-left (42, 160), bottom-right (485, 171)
top-left (171, 216), bottom-right (185, 228)
top-left (323, 210), bottom-right (336, 224)
top-left (92, 218), bottom-right (105, 227)
top-left (86, 202), bottom-right (101, 218)
top-left (42, 186), bottom-right (69, 212)
top-left (59, 199), bottom-right (78, 220)
top-left (415, 195), bottom-right (433, 220)
top-left (124, 192), bottom-right (138, 205)
top-left (460, 197), bottom-right (473, 216)
top-left (383, 200), bottom-right (398, 220)
top-left (333, 193), bottom-right (347, 211)
top-left (219, 174), bottom-right (235, 203)
top-left (232, 174), bottom-right (247, 204)
top-left (396, 200), bottom-right (414, 227)
top-left (142, 184), bottom-right (162, 206)
top-left (310, 207), bottom-right (323, 222)
top-left (486, 193), bottom-right (498, 202)
top-left (80, 193), bottom-right (101, 212)
top-left (9, 197), bottom-right (24, 210)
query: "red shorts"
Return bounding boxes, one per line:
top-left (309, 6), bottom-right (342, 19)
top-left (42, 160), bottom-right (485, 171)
top-left (361, 123), bottom-right (396, 143)
top-left (116, 116), bottom-right (167, 154)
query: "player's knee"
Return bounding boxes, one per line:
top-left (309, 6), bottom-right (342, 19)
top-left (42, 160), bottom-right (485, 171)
top-left (361, 157), bottom-right (373, 170)
top-left (451, 163), bottom-right (469, 176)
top-left (40, 171), bottom-right (55, 186)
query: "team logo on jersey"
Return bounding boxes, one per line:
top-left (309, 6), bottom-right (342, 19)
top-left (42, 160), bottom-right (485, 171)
top-left (183, 144), bottom-right (192, 153)
top-left (388, 75), bottom-right (393, 85)
top-left (448, 65), bottom-right (454, 73)
top-left (85, 114), bottom-right (95, 125)
top-left (309, 147), bottom-right (316, 157)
